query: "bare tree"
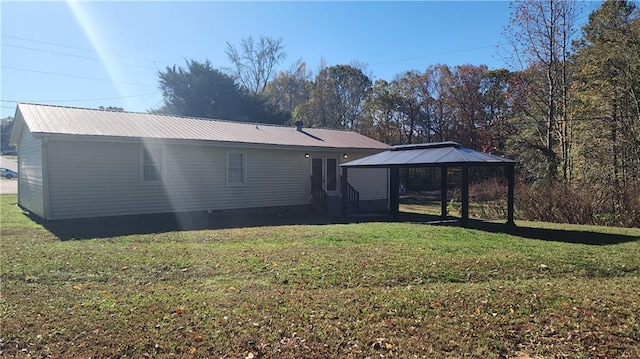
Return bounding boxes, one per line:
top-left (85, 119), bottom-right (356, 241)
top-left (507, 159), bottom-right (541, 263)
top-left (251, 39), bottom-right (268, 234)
top-left (226, 36), bottom-right (287, 95)
top-left (503, 0), bottom-right (579, 183)
top-left (264, 59), bottom-right (313, 116)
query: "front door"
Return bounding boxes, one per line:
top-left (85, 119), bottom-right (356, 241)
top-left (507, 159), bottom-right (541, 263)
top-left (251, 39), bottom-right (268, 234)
top-left (311, 157), bottom-right (339, 196)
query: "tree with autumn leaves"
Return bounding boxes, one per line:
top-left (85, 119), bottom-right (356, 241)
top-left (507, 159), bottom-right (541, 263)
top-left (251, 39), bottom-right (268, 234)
top-left (571, 0), bottom-right (640, 224)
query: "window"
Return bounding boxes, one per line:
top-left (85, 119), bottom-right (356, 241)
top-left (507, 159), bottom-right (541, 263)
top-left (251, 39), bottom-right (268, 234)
top-left (142, 147), bottom-right (163, 183)
top-left (227, 152), bottom-right (245, 185)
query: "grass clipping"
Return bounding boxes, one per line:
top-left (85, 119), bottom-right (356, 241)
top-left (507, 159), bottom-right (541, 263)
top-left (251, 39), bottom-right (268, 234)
top-left (1, 195), bottom-right (639, 358)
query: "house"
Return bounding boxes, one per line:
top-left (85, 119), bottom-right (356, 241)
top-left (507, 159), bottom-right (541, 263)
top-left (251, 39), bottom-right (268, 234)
top-left (9, 103), bottom-right (390, 220)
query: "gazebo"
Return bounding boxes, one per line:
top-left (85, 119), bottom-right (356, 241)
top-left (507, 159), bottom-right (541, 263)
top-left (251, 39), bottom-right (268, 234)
top-left (340, 142), bottom-right (517, 226)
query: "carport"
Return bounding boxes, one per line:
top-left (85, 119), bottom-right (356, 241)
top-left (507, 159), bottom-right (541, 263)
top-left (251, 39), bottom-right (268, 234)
top-left (340, 142), bottom-right (517, 226)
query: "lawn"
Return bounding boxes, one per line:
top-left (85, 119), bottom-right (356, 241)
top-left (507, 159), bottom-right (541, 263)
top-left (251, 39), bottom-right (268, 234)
top-left (1, 194), bottom-right (639, 358)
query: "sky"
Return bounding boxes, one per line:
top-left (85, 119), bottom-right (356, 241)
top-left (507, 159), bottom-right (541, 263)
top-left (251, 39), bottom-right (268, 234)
top-left (0, 1), bottom-right (599, 120)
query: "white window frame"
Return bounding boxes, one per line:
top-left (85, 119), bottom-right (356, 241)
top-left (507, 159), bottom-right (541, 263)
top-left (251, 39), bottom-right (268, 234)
top-left (140, 145), bottom-right (165, 184)
top-left (226, 151), bottom-right (246, 186)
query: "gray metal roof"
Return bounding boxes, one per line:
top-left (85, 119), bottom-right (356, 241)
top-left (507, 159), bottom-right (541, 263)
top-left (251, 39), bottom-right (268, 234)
top-left (340, 142), bottom-right (516, 167)
top-left (12, 103), bottom-right (389, 150)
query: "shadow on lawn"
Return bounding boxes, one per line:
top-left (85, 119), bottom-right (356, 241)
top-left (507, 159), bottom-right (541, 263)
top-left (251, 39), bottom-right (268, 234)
top-left (29, 208), bottom-right (638, 245)
top-left (30, 206), bottom-right (388, 241)
top-left (397, 212), bottom-right (639, 246)
top-left (462, 218), bottom-right (638, 245)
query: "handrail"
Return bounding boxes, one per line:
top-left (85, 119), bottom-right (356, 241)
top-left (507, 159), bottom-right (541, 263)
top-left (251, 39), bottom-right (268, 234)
top-left (310, 176), bottom-right (328, 210)
top-left (342, 176), bottom-right (360, 214)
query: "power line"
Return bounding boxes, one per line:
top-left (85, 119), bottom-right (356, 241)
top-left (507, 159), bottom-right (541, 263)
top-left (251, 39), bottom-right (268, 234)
top-left (1, 91), bottom-right (160, 104)
top-left (1, 66), bottom-right (157, 88)
top-left (367, 45), bottom-right (497, 66)
top-left (3, 43), bottom-right (159, 71)
top-left (1, 34), bottom-right (172, 67)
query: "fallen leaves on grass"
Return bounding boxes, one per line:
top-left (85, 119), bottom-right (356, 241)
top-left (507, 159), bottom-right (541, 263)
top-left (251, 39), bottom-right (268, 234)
top-left (369, 338), bottom-right (394, 351)
top-left (2, 206), bottom-right (639, 358)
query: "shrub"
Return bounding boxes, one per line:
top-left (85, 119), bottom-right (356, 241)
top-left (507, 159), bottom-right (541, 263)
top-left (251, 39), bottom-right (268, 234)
top-left (468, 178), bottom-right (509, 220)
top-left (515, 180), bottom-right (640, 227)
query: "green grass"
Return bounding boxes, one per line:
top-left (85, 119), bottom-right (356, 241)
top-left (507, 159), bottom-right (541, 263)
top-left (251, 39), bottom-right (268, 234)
top-left (1, 195), bottom-right (639, 358)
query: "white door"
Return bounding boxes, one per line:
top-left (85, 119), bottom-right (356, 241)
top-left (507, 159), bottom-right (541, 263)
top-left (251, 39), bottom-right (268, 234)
top-left (311, 157), bottom-right (340, 196)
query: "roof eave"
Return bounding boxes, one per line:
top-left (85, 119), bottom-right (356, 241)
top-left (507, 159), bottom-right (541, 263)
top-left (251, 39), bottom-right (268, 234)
top-left (9, 105), bottom-right (26, 146)
top-left (341, 161), bottom-right (517, 168)
top-left (22, 132), bottom-right (389, 151)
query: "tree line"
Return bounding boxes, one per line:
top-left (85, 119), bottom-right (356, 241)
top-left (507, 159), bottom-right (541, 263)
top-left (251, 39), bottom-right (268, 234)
top-left (156, 0), bottom-right (639, 227)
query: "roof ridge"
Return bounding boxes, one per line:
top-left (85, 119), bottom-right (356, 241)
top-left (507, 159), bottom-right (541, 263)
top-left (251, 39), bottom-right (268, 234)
top-left (17, 102), bottom-right (294, 129)
top-left (19, 102), bottom-right (141, 115)
top-left (390, 141), bottom-right (460, 151)
top-left (13, 103), bottom-right (389, 150)
top-left (17, 103), bottom-right (376, 134)
top-left (299, 126), bottom-right (366, 133)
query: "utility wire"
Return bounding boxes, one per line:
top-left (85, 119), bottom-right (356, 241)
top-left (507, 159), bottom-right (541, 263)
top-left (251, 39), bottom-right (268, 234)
top-left (2, 66), bottom-right (157, 88)
top-left (367, 45), bottom-right (496, 66)
top-left (4, 34), bottom-right (500, 73)
top-left (1, 91), bottom-right (160, 104)
top-left (1, 34), bottom-right (172, 67)
top-left (3, 43), bottom-right (159, 71)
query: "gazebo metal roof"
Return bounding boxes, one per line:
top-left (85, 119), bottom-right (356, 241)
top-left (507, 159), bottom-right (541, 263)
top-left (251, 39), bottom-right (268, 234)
top-left (341, 142), bottom-right (516, 168)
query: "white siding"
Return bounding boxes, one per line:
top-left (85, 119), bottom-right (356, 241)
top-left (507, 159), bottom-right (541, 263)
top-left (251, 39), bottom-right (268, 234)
top-left (161, 143), bottom-right (312, 212)
top-left (46, 140), bottom-right (141, 219)
top-left (44, 139), bottom-right (319, 219)
top-left (33, 136), bottom-right (388, 220)
top-left (17, 128), bottom-right (45, 218)
top-left (340, 150), bottom-right (388, 202)
top-left (346, 168), bottom-right (388, 201)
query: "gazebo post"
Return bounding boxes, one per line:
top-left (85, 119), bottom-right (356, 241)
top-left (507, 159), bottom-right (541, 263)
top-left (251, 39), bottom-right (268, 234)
top-left (440, 166), bottom-right (448, 219)
top-left (389, 167), bottom-right (400, 221)
top-left (342, 167), bottom-right (348, 217)
top-left (506, 164), bottom-right (515, 226)
top-left (461, 165), bottom-right (469, 226)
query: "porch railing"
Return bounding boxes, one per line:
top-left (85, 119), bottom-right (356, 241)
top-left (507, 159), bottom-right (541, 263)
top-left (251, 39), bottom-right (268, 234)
top-left (342, 176), bottom-right (360, 214)
top-left (311, 176), bottom-right (328, 210)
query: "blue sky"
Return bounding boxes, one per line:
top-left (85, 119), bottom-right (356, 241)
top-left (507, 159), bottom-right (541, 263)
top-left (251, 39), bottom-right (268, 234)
top-left (0, 1), bottom-right (596, 119)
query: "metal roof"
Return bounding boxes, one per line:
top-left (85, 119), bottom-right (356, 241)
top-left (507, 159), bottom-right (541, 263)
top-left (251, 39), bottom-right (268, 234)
top-left (340, 142), bottom-right (516, 168)
top-left (12, 103), bottom-right (389, 150)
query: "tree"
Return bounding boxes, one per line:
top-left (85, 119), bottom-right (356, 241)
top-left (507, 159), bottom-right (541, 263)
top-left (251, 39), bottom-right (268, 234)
top-left (446, 65), bottom-right (490, 149)
top-left (572, 0), bottom-right (640, 221)
top-left (159, 59), bottom-right (243, 119)
top-left (504, 0), bottom-right (579, 183)
top-left (1, 116), bottom-right (14, 151)
top-left (482, 69), bottom-right (513, 155)
top-left (226, 36), bottom-right (287, 95)
top-left (422, 64), bottom-right (455, 143)
top-left (361, 79), bottom-right (402, 144)
top-left (295, 64), bottom-right (372, 130)
top-left (392, 70), bottom-right (428, 144)
top-left (158, 59), bottom-right (286, 124)
top-left (264, 60), bottom-right (313, 120)
top-left (98, 106), bottom-right (124, 112)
